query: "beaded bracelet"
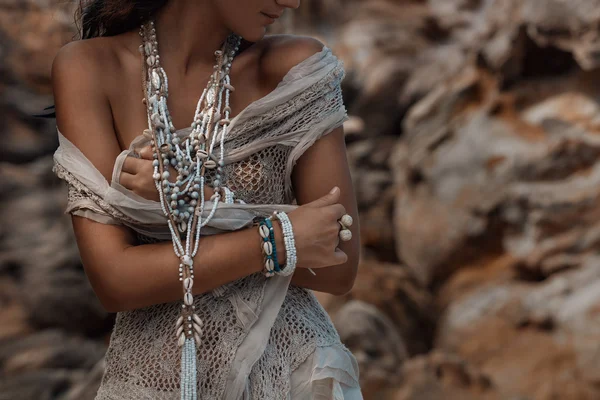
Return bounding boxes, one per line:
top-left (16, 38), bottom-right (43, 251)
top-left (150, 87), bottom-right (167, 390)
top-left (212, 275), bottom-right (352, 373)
top-left (258, 219), bottom-right (277, 277)
top-left (264, 218), bottom-right (281, 273)
top-left (272, 211), bottom-right (297, 277)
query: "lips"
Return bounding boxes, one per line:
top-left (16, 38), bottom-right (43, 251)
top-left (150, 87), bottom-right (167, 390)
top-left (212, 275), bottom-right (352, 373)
top-left (261, 12), bottom-right (281, 19)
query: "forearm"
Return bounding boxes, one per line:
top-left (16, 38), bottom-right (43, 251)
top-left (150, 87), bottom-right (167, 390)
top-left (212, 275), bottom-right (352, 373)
top-left (94, 225), bottom-right (266, 312)
top-left (291, 265), bottom-right (351, 295)
top-left (290, 239), bottom-right (359, 296)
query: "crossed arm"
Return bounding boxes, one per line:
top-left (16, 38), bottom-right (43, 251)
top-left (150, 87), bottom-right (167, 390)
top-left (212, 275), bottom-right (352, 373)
top-left (52, 37), bottom-right (359, 313)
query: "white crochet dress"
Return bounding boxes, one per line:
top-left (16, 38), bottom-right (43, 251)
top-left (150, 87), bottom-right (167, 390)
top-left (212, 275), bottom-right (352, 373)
top-left (52, 46), bottom-right (362, 400)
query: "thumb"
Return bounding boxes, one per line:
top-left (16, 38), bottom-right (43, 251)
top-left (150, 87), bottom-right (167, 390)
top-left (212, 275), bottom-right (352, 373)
top-left (305, 186), bottom-right (340, 208)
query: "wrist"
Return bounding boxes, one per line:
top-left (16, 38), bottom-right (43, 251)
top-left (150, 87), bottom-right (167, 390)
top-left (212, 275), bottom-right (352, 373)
top-left (272, 218), bottom-right (287, 267)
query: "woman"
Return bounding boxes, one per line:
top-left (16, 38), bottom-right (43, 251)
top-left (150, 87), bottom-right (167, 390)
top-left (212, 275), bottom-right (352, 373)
top-left (51, 0), bottom-right (361, 398)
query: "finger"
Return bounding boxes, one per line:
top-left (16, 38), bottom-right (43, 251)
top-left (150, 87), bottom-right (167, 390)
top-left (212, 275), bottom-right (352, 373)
top-left (332, 248), bottom-right (348, 265)
top-left (138, 145), bottom-right (154, 160)
top-left (122, 156), bottom-right (144, 174)
top-left (119, 171), bottom-right (137, 190)
top-left (324, 203), bottom-right (346, 220)
top-left (304, 186), bottom-right (341, 208)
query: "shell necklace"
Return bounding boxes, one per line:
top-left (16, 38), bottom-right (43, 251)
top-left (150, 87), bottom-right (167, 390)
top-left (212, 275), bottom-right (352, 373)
top-left (139, 19), bottom-right (242, 399)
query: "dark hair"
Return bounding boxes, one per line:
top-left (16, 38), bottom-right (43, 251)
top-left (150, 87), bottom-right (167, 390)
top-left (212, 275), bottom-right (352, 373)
top-left (77, 0), bottom-right (169, 39)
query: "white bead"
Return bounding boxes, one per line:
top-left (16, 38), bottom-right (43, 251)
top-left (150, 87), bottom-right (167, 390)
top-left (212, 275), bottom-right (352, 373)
top-left (339, 229), bottom-right (352, 242)
top-left (341, 214), bottom-right (353, 227)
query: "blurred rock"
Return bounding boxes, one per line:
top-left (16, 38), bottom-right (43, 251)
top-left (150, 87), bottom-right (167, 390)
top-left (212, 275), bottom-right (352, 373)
top-left (393, 351), bottom-right (511, 400)
top-left (334, 300), bottom-right (408, 396)
top-left (436, 257), bottom-right (600, 399)
top-left (0, 0), bottom-right (74, 163)
top-left (392, 24), bottom-right (600, 287)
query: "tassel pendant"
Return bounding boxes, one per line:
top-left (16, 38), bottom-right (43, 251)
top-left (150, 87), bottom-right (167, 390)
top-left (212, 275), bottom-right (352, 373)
top-left (177, 307), bottom-right (203, 399)
top-left (181, 337), bottom-right (198, 399)
top-left (176, 293), bottom-right (203, 399)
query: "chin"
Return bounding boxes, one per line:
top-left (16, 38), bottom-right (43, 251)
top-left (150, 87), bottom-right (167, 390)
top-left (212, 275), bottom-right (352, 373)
top-left (239, 28), bottom-right (266, 43)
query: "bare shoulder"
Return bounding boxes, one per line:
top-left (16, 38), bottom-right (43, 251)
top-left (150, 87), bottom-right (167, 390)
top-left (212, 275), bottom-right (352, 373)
top-left (51, 37), bottom-right (125, 182)
top-left (51, 36), bottom-right (119, 87)
top-left (258, 34), bottom-right (326, 85)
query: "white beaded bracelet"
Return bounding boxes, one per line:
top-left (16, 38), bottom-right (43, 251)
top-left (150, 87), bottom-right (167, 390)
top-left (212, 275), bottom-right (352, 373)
top-left (273, 211), bottom-right (297, 277)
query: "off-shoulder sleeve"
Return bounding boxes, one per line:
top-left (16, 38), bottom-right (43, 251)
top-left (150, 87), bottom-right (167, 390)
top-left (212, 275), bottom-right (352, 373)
top-left (283, 52), bottom-right (349, 201)
top-left (52, 161), bottom-right (124, 226)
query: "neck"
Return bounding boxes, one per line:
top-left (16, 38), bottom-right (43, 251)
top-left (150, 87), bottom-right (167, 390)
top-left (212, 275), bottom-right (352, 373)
top-left (153, 1), bottom-right (233, 75)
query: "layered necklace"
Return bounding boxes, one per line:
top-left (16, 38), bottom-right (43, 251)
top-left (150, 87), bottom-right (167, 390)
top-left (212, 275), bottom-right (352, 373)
top-left (139, 19), bottom-right (242, 398)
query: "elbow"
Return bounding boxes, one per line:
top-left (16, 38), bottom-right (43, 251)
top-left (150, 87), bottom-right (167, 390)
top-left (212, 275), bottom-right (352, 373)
top-left (97, 273), bottom-right (134, 313)
top-left (97, 286), bottom-right (126, 313)
top-left (82, 259), bottom-right (127, 313)
top-left (94, 279), bottom-right (125, 314)
top-left (331, 259), bottom-right (359, 296)
top-left (329, 280), bottom-right (354, 296)
top-left (333, 276), bottom-right (356, 296)
top-left (99, 297), bottom-right (120, 314)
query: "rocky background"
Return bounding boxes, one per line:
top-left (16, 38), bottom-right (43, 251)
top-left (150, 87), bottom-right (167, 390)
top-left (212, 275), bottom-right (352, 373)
top-left (1, 0), bottom-right (600, 399)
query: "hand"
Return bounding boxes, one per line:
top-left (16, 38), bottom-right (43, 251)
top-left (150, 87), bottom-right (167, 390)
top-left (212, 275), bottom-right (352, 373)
top-left (280, 186), bottom-right (348, 270)
top-left (119, 146), bottom-right (214, 202)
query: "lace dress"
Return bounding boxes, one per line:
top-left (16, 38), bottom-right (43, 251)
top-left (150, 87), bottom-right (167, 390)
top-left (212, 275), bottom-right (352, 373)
top-left (52, 46), bottom-right (362, 399)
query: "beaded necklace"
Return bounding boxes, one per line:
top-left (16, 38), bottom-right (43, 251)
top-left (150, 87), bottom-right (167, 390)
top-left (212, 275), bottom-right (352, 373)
top-left (139, 19), bottom-right (242, 398)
